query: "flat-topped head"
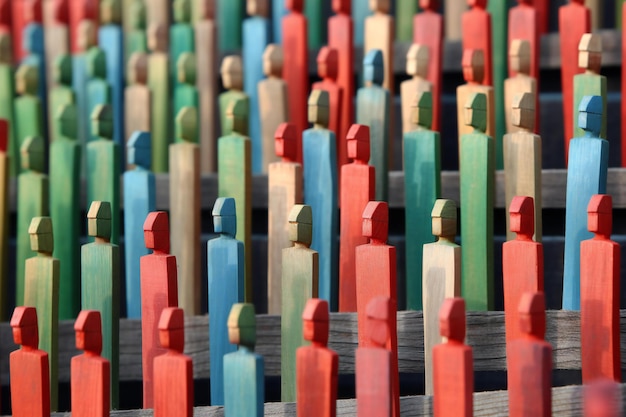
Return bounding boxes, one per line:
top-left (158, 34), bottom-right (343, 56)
top-left (147, 22), bottom-right (167, 53)
top-left (462, 48), bottom-right (485, 84)
top-left (518, 292), bottom-right (546, 338)
top-left (143, 211), bottom-right (170, 252)
top-left (587, 194), bottom-right (612, 236)
top-left (263, 44), bottom-right (283, 78)
top-left (173, 0), bottom-right (191, 23)
top-left (101, 0), bottom-right (121, 24)
top-left (363, 201), bottom-right (388, 242)
top-left (0, 33), bottom-right (12, 64)
top-left (225, 98), bottom-right (247, 134)
top-left (302, 299), bottom-right (330, 345)
top-left (177, 52), bottom-right (196, 85)
top-left (308, 89), bottom-right (330, 128)
top-left (129, 0), bottom-right (146, 30)
top-left (198, 0), bottom-right (215, 20)
top-left (511, 92), bottom-right (535, 131)
top-left (53, 53), bottom-right (72, 86)
top-left (317, 48), bottom-right (338, 82)
top-left (363, 49), bottom-right (384, 86)
top-left (289, 204), bottom-right (313, 246)
top-left (29, 217), bottom-right (53, 254)
top-left (509, 196), bottom-right (534, 237)
top-left (228, 303), bottom-right (256, 349)
top-left (366, 296), bottom-right (392, 348)
top-left (175, 106), bottom-right (198, 142)
top-left (213, 197), bottom-right (237, 237)
top-left (578, 33), bottom-right (602, 72)
top-left (78, 19), bottom-right (97, 52)
top-left (127, 52), bottom-right (148, 85)
top-left (247, 0), bottom-right (268, 17)
top-left (86, 47), bottom-right (107, 79)
top-left (467, 0), bottom-right (487, 8)
top-left (87, 201), bottom-right (112, 240)
top-left (464, 92), bottom-right (487, 132)
top-left (20, 136), bottom-right (45, 172)
top-left (158, 307), bottom-right (185, 353)
top-left (23, 23), bottom-right (44, 55)
top-left (221, 55), bottom-right (243, 90)
top-left (16, 64), bottom-right (38, 95)
top-left (332, 0), bottom-right (350, 14)
top-left (0, 119), bottom-right (7, 153)
top-left (406, 43), bottom-right (429, 78)
top-left (11, 307), bottom-right (39, 348)
top-left (439, 297), bottom-right (465, 342)
top-left (91, 104), bottom-right (114, 140)
top-left (432, 199), bottom-right (457, 238)
top-left (584, 380), bottom-right (621, 417)
top-left (274, 122), bottom-right (297, 161)
top-left (411, 90), bottom-right (433, 129)
top-left (578, 95), bottom-right (602, 136)
top-left (286, 0), bottom-right (303, 12)
top-left (347, 124), bottom-right (370, 162)
top-left (75, 310), bottom-right (103, 354)
top-left (369, 0), bottom-right (390, 13)
top-left (509, 39), bottom-right (531, 74)
top-left (55, 103), bottom-right (77, 140)
top-left (127, 131), bottom-right (151, 168)
top-left (419, 0), bottom-right (439, 10)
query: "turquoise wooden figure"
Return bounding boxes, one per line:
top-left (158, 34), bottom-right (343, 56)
top-left (49, 103), bottom-right (81, 320)
top-left (357, 49), bottom-right (390, 202)
top-left (218, 55), bottom-right (249, 137)
top-left (124, 131), bottom-right (155, 318)
top-left (125, 0), bottom-right (147, 62)
top-left (173, 52), bottom-right (199, 143)
top-left (147, 22), bottom-right (170, 173)
top-left (208, 197), bottom-right (245, 406)
top-left (488, 0), bottom-right (508, 153)
top-left (22, 22), bottom-right (47, 140)
top-left (87, 105), bottom-right (120, 245)
top-left (0, 33), bottom-right (16, 177)
top-left (16, 136), bottom-right (48, 307)
top-left (352, 0), bottom-right (369, 47)
top-left (224, 303), bottom-right (264, 417)
top-left (86, 47), bottom-right (112, 143)
top-left (14, 64), bottom-right (44, 174)
top-left (48, 54), bottom-right (75, 143)
top-left (72, 20), bottom-right (97, 154)
top-left (403, 91), bottom-right (441, 311)
top-left (272, 0), bottom-right (286, 42)
top-left (242, 0), bottom-right (270, 175)
top-left (81, 200), bottom-right (120, 408)
top-left (217, 0), bottom-right (243, 51)
top-left (304, 0), bottom-right (323, 48)
top-left (302, 89), bottom-right (338, 311)
top-left (563, 95), bottom-right (608, 310)
top-left (170, 0), bottom-right (194, 93)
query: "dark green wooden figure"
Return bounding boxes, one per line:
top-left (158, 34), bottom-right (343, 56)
top-left (125, 0), bottom-right (148, 63)
top-left (48, 54), bottom-right (75, 143)
top-left (218, 56), bottom-right (249, 137)
top-left (488, 0), bottom-right (508, 165)
top-left (0, 33), bottom-right (17, 177)
top-left (171, 0), bottom-right (194, 94)
top-left (14, 64), bottom-right (44, 174)
top-left (174, 52), bottom-right (199, 143)
top-left (86, 47), bottom-right (112, 143)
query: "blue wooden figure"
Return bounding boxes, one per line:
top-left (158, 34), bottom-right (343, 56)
top-left (173, 52), bottom-right (199, 143)
top-left (22, 22), bottom-right (47, 140)
top-left (86, 47), bottom-right (112, 143)
top-left (208, 197), bottom-right (244, 406)
top-left (0, 33), bottom-right (17, 177)
top-left (123, 131), bottom-right (155, 318)
top-left (357, 49), bottom-right (390, 202)
top-left (563, 95), bottom-right (609, 310)
top-left (223, 303), bottom-right (264, 417)
top-left (72, 20), bottom-right (97, 154)
top-left (170, 0), bottom-right (194, 94)
top-left (352, 1), bottom-right (369, 47)
top-left (303, 89), bottom-right (338, 311)
top-left (48, 54), bottom-right (75, 144)
top-left (272, 0), bottom-right (286, 42)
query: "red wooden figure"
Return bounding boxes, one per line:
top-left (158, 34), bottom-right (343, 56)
top-left (140, 211), bottom-right (179, 408)
top-left (507, 292), bottom-right (552, 417)
top-left (51, 0), bottom-right (69, 25)
top-left (154, 307), bottom-right (193, 417)
top-left (69, 0), bottom-right (99, 54)
top-left (0, 0), bottom-right (10, 33)
top-left (433, 298), bottom-right (472, 417)
top-left (13, 0), bottom-right (42, 61)
top-left (9, 306), bottom-right (50, 417)
top-left (71, 310), bottom-right (110, 417)
top-left (532, 0), bottom-right (548, 34)
top-left (296, 298), bottom-right (339, 417)
top-left (584, 379), bottom-right (622, 417)
top-left (462, 0), bottom-right (492, 86)
top-left (412, 0), bottom-right (443, 131)
top-left (580, 194), bottom-right (620, 383)
top-left (355, 201), bottom-right (399, 417)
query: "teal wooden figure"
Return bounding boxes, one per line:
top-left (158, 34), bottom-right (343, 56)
top-left (217, 0), bottom-right (243, 51)
top-left (14, 64), bottom-right (44, 173)
top-left (573, 34), bottom-right (607, 140)
top-left (125, 0), bottom-right (147, 63)
top-left (242, 0), bottom-right (270, 174)
top-left (16, 136), bottom-right (48, 306)
top-left (357, 49), bottom-right (390, 202)
top-left (87, 105), bottom-right (120, 245)
top-left (173, 52), bottom-right (199, 143)
top-left (147, 22), bottom-right (170, 173)
top-left (49, 103), bottom-right (81, 320)
top-left (86, 47), bottom-right (112, 143)
top-left (403, 91), bottom-right (441, 311)
top-left (302, 89), bottom-right (338, 311)
top-left (460, 92), bottom-right (495, 311)
top-left (352, 0), bottom-right (368, 47)
top-left (219, 55), bottom-right (249, 137)
top-left (488, 0), bottom-right (508, 156)
top-left (48, 54), bottom-right (75, 143)
top-left (208, 197), bottom-right (244, 406)
top-left (22, 23), bottom-right (47, 140)
top-left (305, 0), bottom-right (323, 48)
top-left (170, 0), bottom-right (194, 93)
top-left (0, 33), bottom-right (16, 177)
top-left (563, 95), bottom-right (608, 310)
top-left (73, 20), bottom-right (97, 154)
top-left (123, 131), bottom-right (155, 318)
top-left (272, 0), bottom-right (286, 42)
top-left (81, 201), bottom-right (120, 408)
top-left (224, 303), bottom-right (264, 417)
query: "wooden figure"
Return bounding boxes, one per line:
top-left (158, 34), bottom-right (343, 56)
top-left (218, 99), bottom-right (252, 301)
top-left (339, 124), bottom-right (375, 313)
top-left (400, 44), bottom-right (432, 135)
top-left (43, 0), bottom-right (69, 93)
top-left (208, 197), bottom-right (244, 406)
top-left (86, 47), bottom-right (112, 143)
top-left (364, 0), bottom-right (394, 94)
top-left (124, 52), bottom-right (151, 161)
top-left (563, 95), bottom-right (608, 310)
top-left (404, 91), bottom-right (441, 312)
top-left (508, 1), bottom-right (539, 81)
top-left (217, 0), bottom-right (243, 51)
top-left (356, 296), bottom-right (393, 417)
top-left (170, 0), bottom-right (194, 94)
top-left (14, 64), bottom-right (44, 172)
top-left (81, 201), bottom-right (120, 407)
top-left (303, 90), bottom-right (338, 310)
top-left (573, 34), bottom-right (606, 142)
top-left (296, 299), bottom-right (338, 417)
top-left (10, 0), bottom-right (30, 62)
top-left (355, 202), bottom-right (399, 417)
top-left (357, 50), bottom-right (390, 202)
top-left (504, 40), bottom-right (537, 135)
top-left (125, 0), bottom-right (147, 60)
top-left (328, 0), bottom-right (353, 147)
top-left (267, 123), bottom-right (302, 315)
top-left (0, 0), bottom-right (8, 34)
top-left (0, 120), bottom-right (6, 320)
top-left (147, 22), bottom-right (170, 173)
top-left (508, 292), bottom-right (552, 417)
top-left (580, 194), bottom-right (620, 383)
top-left (282, 0), bottom-right (308, 162)
top-left (460, 92), bottom-right (494, 311)
top-left (224, 303), bottom-right (264, 417)
top-left (9, 306), bottom-right (50, 417)
top-left (396, 0), bottom-right (418, 42)
top-left (124, 132), bottom-right (156, 319)
top-left (432, 298), bottom-right (473, 417)
top-left (272, 0), bottom-right (285, 42)
top-left (173, 53), bottom-right (199, 143)
top-left (68, 0), bottom-right (98, 54)
top-left (87, 105), bottom-right (120, 245)
top-left (281, 204), bottom-right (319, 402)
top-left (488, 0), bottom-right (508, 145)
top-left (422, 199), bottom-right (461, 396)
top-left (559, 0), bottom-right (590, 160)
top-left (48, 54), bottom-right (75, 143)
top-left (16, 136), bottom-right (48, 307)
top-left (258, 44), bottom-right (288, 173)
top-left (169, 107), bottom-right (200, 314)
top-left (462, 0), bottom-right (493, 86)
top-left (145, 0), bottom-right (169, 38)
top-left (73, 20), bottom-right (97, 151)
top-left (584, 380), bottom-right (622, 417)
top-left (0, 33), bottom-right (16, 177)
top-left (140, 211), bottom-right (178, 408)
top-left (22, 22), bottom-right (48, 136)
top-left (71, 310), bottom-right (110, 417)
top-left (352, 0), bottom-right (368, 47)
top-left (218, 55), bottom-right (249, 137)
top-left (49, 103), bottom-right (80, 320)
top-left (304, 0), bottom-right (323, 49)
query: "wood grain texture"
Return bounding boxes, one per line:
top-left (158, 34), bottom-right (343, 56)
top-left (508, 3), bottom-right (539, 85)
top-left (99, 21), bottom-right (125, 157)
top-left (147, 43), bottom-right (170, 172)
top-left (0, 120), bottom-right (6, 320)
top-left (461, 1), bottom-right (492, 86)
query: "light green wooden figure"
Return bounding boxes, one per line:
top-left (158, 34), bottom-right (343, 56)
top-left (174, 52), bottom-right (199, 143)
top-left (573, 33), bottom-right (606, 140)
top-left (14, 64), bottom-right (44, 174)
top-left (48, 54), bottom-right (75, 144)
top-left (147, 22), bottom-right (170, 172)
top-left (0, 33), bottom-right (17, 177)
top-left (218, 56), bottom-right (249, 137)
top-left (86, 47), bottom-right (112, 143)
top-left (126, 0), bottom-right (148, 64)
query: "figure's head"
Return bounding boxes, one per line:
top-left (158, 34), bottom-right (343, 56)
top-left (518, 292), bottom-right (546, 339)
top-left (53, 53), bottom-right (72, 86)
top-left (175, 106), bottom-right (198, 142)
top-left (410, 90), bottom-right (433, 129)
top-left (274, 122), bottom-right (297, 161)
top-left (439, 297), bottom-right (465, 341)
top-left (75, 310), bottom-right (103, 354)
top-left (143, 211), bottom-right (170, 252)
top-left (29, 217), bottom-right (53, 254)
top-left (247, 0), bottom-right (268, 17)
top-left (363, 49), bottom-right (384, 86)
top-left (198, 0), bottom-right (215, 19)
top-left (307, 89), bottom-right (330, 127)
top-left (173, 0), bottom-right (191, 23)
top-left (587, 194), bottom-right (612, 236)
top-left (462, 49), bottom-right (484, 84)
top-left (406, 43), bottom-right (429, 78)
top-left (228, 303), bottom-right (256, 348)
top-left (463, 92), bottom-right (487, 132)
top-left (509, 39), bottom-right (531, 74)
top-left (220, 55), bottom-right (243, 90)
top-left (362, 201), bottom-right (388, 242)
top-left (332, 0), bottom-right (350, 14)
top-left (317, 46), bottom-right (338, 80)
top-left (578, 33), bottom-right (602, 72)
top-left (577, 95), bottom-right (602, 136)
top-left (225, 98), bottom-right (247, 134)
top-left (20, 136), bottom-right (45, 172)
top-left (86, 47), bottom-right (107, 79)
top-left (509, 196), bottom-right (534, 237)
top-left (212, 197), bottom-right (237, 237)
top-left (55, 103), bottom-right (77, 140)
top-left (177, 52), bottom-right (197, 85)
top-left (262, 44), bottom-right (283, 78)
top-left (16, 64), bottom-right (38, 95)
top-left (346, 124), bottom-right (370, 162)
top-left (11, 306), bottom-right (39, 348)
top-left (23, 24), bottom-right (44, 55)
top-left (77, 19), bottom-right (97, 52)
top-left (288, 204), bottom-right (313, 246)
top-left (369, 0), bottom-right (390, 13)
top-left (147, 22), bottom-right (167, 53)
top-left (127, 131), bottom-right (151, 168)
top-left (129, 0), bottom-right (146, 30)
top-left (365, 296), bottom-right (392, 347)
top-left (127, 52), bottom-right (148, 85)
top-left (302, 298), bottom-right (330, 345)
top-left (87, 201), bottom-right (112, 240)
top-left (158, 307), bottom-right (185, 352)
top-left (431, 199), bottom-right (456, 238)
top-left (511, 92), bottom-right (535, 131)
top-left (100, 0), bottom-right (121, 24)
top-left (91, 104), bottom-right (114, 140)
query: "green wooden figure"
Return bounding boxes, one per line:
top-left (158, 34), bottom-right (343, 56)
top-left (403, 91), bottom-right (441, 311)
top-left (14, 64), bottom-right (44, 173)
top-left (81, 201), bottom-right (120, 408)
top-left (16, 136), bottom-right (48, 307)
top-left (49, 103), bottom-right (81, 319)
top-left (396, 0), bottom-right (418, 41)
top-left (74, 20), bottom-right (98, 161)
top-left (125, 0), bottom-right (148, 63)
top-left (170, 0), bottom-right (195, 93)
top-left (0, 120), bottom-right (7, 320)
top-left (87, 105), bottom-right (120, 245)
top-left (219, 56), bottom-right (249, 137)
top-left (488, 0), bottom-right (508, 158)
top-left (23, 217), bottom-right (59, 411)
top-left (281, 204), bottom-right (319, 402)
top-left (173, 52), bottom-right (199, 143)
top-left (48, 54), bottom-right (75, 143)
top-left (573, 33), bottom-right (606, 140)
top-left (86, 47), bottom-right (112, 143)
top-left (0, 33), bottom-right (17, 177)
top-left (147, 22), bottom-right (170, 173)
top-left (460, 92), bottom-right (495, 311)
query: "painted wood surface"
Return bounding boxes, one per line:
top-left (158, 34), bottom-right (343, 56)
top-left (400, 44), bottom-right (432, 135)
top-left (12, 0), bottom-right (40, 63)
top-left (125, 0), bottom-right (147, 61)
top-left (22, 23), bottom-right (48, 137)
top-left (218, 56), bottom-right (249, 137)
top-left (396, 0), bottom-right (418, 42)
top-left (364, 0), bottom-right (393, 93)
top-left (147, 23), bottom-right (170, 173)
top-left (68, 0), bottom-right (98, 54)
top-left (217, 0), bottom-right (242, 51)
top-left (444, 0), bottom-right (464, 40)
top-left (281, 204), bottom-right (318, 402)
top-left (170, 0), bottom-right (194, 94)
top-left (504, 40), bottom-right (537, 135)
top-left (173, 53), bottom-right (199, 144)
top-left (271, 0), bottom-right (285, 42)
top-left (14, 64), bottom-right (44, 174)
top-left (584, 380), bottom-right (622, 417)
top-left (587, 0), bottom-right (602, 30)
top-left (0, 33), bottom-right (16, 177)
top-left (124, 52), bottom-right (151, 168)
top-left (71, 20), bottom-right (94, 163)
top-left (488, 0), bottom-right (508, 149)
top-left (462, 0), bottom-right (492, 86)
top-left (48, 54), bottom-right (74, 143)
top-left (145, 0), bottom-right (169, 39)
top-left (43, 0), bottom-right (69, 100)
top-left (304, 0), bottom-right (323, 48)
top-left (0, 119), bottom-right (6, 320)
top-left (508, 1), bottom-right (539, 81)
top-left (86, 47), bottom-right (112, 144)
top-left (351, 0), bottom-right (367, 47)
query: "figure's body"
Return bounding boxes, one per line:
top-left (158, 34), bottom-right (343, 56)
top-left (147, 23), bottom-right (170, 172)
top-left (400, 44), bottom-right (432, 135)
top-left (573, 34), bottom-right (606, 142)
top-left (364, 0), bottom-right (394, 93)
top-left (22, 21), bottom-right (47, 138)
top-left (85, 47), bottom-right (112, 143)
top-left (14, 64), bottom-right (44, 172)
top-left (173, 53), bottom-right (199, 143)
top-left (504, 40), bottom-right (538, 135)
top-left (72, 20), bottom-right (97, 156)
top-left (584, 380), bottom-right (622, 417)
top-left (48, 54), bottom-right (75, 143)
top-left (508, 0), bottom-right (539, 83)
top-left (461, 0), bottom-right (492, 86)
top-left (218, 55), bottom-right (249, 137)
top-left (124, 52), bottom-right (151, 163)
top-left (169, 0), bottom-right (194, 94)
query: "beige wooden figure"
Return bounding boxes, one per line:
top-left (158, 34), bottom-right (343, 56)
top-left (364, 0), bottom-right (394, 93)
top-left (400, 44), bottom-right (433, 135)
top-left (124, 52), bottom-right (151, 168)
top-left (444, 0), bottom-right (464, 40)
top-left (504, 39), bottom-right (537, 134)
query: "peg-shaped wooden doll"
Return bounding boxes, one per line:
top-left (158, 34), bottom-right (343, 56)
top-left (364, 0), bottom-right (394, 94)
top-left (224, 303), bottom-right (264, 417)
top-left (208, 197), bottom-right (244, 406)
top-left (488, 0), bottom-right (508, 151)
top-left (460, 92), bottom-right (495, 311)
top-left (86, 47), bottom-right (112, 143)
top-left (355, 201), bottom-right (399, 417)
top-left (22, 21), bottom-right (47, 136)
top-left (563, 95), bottom-right (608, 310)
top-left (580, 195), bottom-right (620, 383)
top-left (71, 310), bottom-right (110, 417)
top-left (400, 44), bottom-right (432, 135)
top-left (584, 380), bottom-right (622, 417)
top-left (303, 90), bottom-right (338, 310)
top-left (140, 211), bottom-right (178, 408)
top-left (173, 53), bottom-right (199, 143)
top-left (0, 33), bottom-right (16, 177)
top-left (217, 0), bottom-right (243, 51)
top-left (433, 298), bottom-right (473, 417)
top-left (296, 299), bottom-right (338, 417)
top-left (44, 0), bottom-right (69, 95)
top-left (147, 22), bottom-right (170, 172)
top-left (13, 0), bottom-right (43, 63)
top-left (170, 0), bottom-right (194, 93)
top-left (404, 91), bottom-right (441, 311)
top-left (508, 292), bottom-right (552, 417)
top-left (14, 64), bottom-right (44, 169)
top-left (339, 124), bottom-right (375, 312)
top-left (126, 0), bottom-right (147, 58)
top-left (124, 52), bottom-right (151, 158)
top-left (267, 123), bottom-right (302, 314)
top-left (81, 201), bottom-right (120, 407)
top-left (462, 0), bottom-right (492, 86)
top-left (0, 119), bottom-right (6, 319)
top-left (504, 40), bottom-right (537, 134)
top-left (422, 199), bottom-right (461, 395)
top-left (73, 20), bottom-right (98, 149)
top-left (219, 56), bottom-right (249, 137)
top-left (508, 1), bottom-right (539, 83)
top-left (48, 54), bottom-right (75, 143)
top-left (10, 306), bottom-right (50, 417)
